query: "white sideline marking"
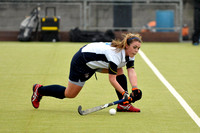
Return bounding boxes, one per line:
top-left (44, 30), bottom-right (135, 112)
top-left (139, 50), bottom-right (200, 127)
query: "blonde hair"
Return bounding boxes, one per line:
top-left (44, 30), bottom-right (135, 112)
top-left (111, 33), bottom-right (142, 51)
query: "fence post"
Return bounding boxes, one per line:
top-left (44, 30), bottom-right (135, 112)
top-left (83, 0), bottom-right (88, 30)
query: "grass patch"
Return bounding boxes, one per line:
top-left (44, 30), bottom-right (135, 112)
top-left (0, 42), bottom-right (199, 132)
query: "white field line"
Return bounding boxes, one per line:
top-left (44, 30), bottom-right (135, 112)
top-left (139, 50), bottom-right (200, 127)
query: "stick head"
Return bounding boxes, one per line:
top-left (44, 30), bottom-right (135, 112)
top-left (78, 105), bottom-right (84, 115)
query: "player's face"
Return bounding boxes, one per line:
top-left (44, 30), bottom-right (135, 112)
top-left (125, 41), bottom-right (141, 57)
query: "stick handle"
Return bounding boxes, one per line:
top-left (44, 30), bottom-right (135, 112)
top-left (113, 99), bottom-right (125, 105)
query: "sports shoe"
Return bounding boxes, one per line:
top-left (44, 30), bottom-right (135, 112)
top-left (31, 84), bottom-right (43, 109)
top-left (117, 103), bottom-right (140, 112)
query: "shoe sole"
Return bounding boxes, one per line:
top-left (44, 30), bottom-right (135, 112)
top-left (117, 109), bottom-right (140, 112)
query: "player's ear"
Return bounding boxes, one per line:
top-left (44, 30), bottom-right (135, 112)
top-left (125, 44), bottom-right (129, 49)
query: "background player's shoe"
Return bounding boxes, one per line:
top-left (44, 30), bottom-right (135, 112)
top-left (117, 103), bottom-right (140, 112)
top-left (31, 84), bottom-right (43, 109)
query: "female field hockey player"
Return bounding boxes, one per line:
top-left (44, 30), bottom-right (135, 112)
top-left (31, 33), bottom-right (142, 112)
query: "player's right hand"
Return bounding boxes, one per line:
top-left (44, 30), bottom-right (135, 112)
top-left (122, 91), bottom-right (133, 104)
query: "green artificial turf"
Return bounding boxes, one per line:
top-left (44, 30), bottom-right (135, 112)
top-left (0, 41), bottom-right (199, 133)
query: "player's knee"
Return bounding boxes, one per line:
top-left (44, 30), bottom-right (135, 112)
top-left (65, 93), bottom-right (78, 98)
top-left (64, 90), bottom-right (79, 98)
top-left (117, 68), bottom-right (124, 75)
top-left (66, 95), bottom-right (76, 98)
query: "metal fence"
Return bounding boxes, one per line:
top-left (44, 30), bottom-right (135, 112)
top-left (0, 2), bottom-right (82, 31)
top-left (0, 0), bottom-right (183, 41)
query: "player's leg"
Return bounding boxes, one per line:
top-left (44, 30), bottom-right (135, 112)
top-left (31, 47), bottom-right (92, 109)
top-left (31, 84), bottom-right (66, 109)
top-left (31, 62), bottom-right (93, 108)
top-left (115, 68), bottom-right (140, 112)
top-left (38, 85), bottom-right (66, 99)
top-left (31, 81), bottom-right (83, 109)
top-left (65, 80), bottom-right (84, 98)
top-left (115, 68), bottom-right (127, 100)
top-left (36, 80), bottom-right (83, 98)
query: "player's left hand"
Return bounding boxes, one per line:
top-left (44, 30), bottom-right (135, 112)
top-left (130, 88), bottom-right (142, 103)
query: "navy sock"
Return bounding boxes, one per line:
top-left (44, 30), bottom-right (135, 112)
top-left (38, 85), bottom-right (66, 99)
top-left (116, 74), bottom-right (128, 100)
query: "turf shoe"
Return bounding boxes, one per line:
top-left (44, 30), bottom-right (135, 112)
top-left (31, 84), bottom-right (43, 109)
top-left (117, 103), bottom-right (140, 112)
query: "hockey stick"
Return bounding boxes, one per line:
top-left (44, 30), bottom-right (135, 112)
top-left (78, 99), bottom-right (125, 115)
